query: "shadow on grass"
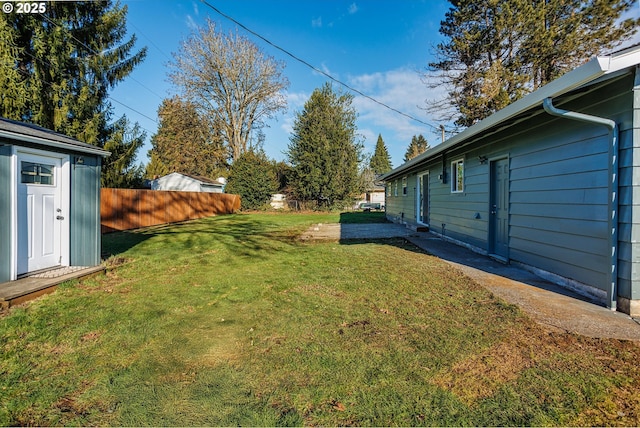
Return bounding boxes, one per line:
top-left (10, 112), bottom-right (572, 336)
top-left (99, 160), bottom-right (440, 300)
top-left (339, 211), bottom-right (388, 224)
top-left (333, 219), bottom-right (603, 308)
top-left (102, 214), bottom-right (304, 259)
top-left (102, 230), bottom-right (151, 258)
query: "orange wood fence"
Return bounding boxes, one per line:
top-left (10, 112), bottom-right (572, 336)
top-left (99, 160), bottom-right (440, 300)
top-left (101, 188), bottom-right (241, 233)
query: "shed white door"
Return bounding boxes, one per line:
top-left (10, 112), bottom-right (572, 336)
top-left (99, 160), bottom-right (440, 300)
top-left (17, 153), bottom-right (63, 274)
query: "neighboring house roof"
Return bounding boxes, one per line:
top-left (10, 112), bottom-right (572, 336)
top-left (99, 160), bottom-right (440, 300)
top-left (152, 172), bottom-right (226, 191)
top-left (0, 117), bottom-right (110, 157)
top-left (157, 172), bottom-right (225, 186)
top-left (382, 43), bottom-right (640, 180)
top-left (175, 172), bottom-right (225, 187)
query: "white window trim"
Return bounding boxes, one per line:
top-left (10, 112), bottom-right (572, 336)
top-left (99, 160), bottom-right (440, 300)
top-left (451, 159), bottom-right (464, 193)
top-left (394, 180), bottom-right (398, 197)
top-left (402, 176), bottom-right (407, 196)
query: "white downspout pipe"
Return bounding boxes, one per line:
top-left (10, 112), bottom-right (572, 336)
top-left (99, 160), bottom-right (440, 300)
top-left (543, 97), bottom-right (619, 311)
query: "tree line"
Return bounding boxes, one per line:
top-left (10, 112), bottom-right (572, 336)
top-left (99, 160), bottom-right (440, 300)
top-left (1, 1), bottom-right (637, 209)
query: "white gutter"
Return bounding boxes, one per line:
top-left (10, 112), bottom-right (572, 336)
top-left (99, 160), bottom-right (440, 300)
top-left (542, 97), bottom-right (619, 311)
top-left (0, 129), bottom-right (110, 157)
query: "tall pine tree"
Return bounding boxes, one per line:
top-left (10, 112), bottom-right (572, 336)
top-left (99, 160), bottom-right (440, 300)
top-left (428, 0), bottom-right (639, 127)
top-left (0, 2), bottom-right (146, 141)
top-left (404, 134), bottom-right (429, 162)
top-left (102, 116), bottom-right (146, 188)
top-left (147, 96), bottom-right (227, 180)
top-left (287, 83), bottom-right (362, 207)
top-left (369, 134), bottom-right (392, 174)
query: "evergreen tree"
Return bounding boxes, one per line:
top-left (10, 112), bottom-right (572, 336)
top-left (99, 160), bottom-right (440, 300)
top-left (147, 96), bottom-right (227, 180)
top-left (287, 83), bottom-right (362, 207)
top-left (404, 134), bottom-right (430, 163)
top-left (272, 160), bottom-right (291, 193)
top-left (225, 150), bottom-right (278, 210)
top-left (428, 0), bottom-right (639, 127)
top-left (0, 19), bottom-right (28, 120)
top-left (101, 116), bottom-right (145, 188)
top-left (145, 151), bottom-right (169, 180)
top-left (0, 2), bottom-right (147, 143)
top-left (369, 134), bottom-right (392, 174)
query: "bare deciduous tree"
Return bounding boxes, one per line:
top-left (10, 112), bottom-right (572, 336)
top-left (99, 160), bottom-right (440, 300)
top-left (169, 19), bottom-right (289, 162)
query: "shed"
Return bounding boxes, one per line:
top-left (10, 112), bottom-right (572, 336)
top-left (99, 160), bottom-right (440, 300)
top-left (151, 172), bottom-right (225, 193)
top-left (382, 44), bottom-right (640, 315)
top-left (0, 117), bottom-right (109, 283)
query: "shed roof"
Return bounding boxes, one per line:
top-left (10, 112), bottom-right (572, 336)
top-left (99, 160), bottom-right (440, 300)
top-left (0, 117), bottom-right (110, 157)
top-left (382, 43), bottom-right (640, 180)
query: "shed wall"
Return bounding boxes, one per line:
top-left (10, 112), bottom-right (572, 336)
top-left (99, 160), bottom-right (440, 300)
top-left (70, 156), bottom-right (102, 266)
top-left (0, 144), bottom-right (11, 282)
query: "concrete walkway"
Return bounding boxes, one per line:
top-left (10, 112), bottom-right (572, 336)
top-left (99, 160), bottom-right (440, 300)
top-left (301, 223), bottom-right (640, 342)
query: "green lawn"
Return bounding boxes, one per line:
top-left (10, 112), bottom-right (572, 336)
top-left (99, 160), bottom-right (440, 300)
top-left (1, 212), bottom-right (640, 426)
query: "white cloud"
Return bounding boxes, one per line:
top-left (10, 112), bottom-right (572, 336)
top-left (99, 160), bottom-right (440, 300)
top-left (349, 69), bottom-right (439, 147)
top-left (185, 14), bottom-right (198, 31)
top-left (272, 70), bottom-right (447, 166)
top-left (279, 90), bottom-right (310, 136)
top-left (285, 91), bottom-right (311, 109)
top-left (343, 68), bottom-right (459, 166)
top-left (311, 16), bottom-right (322, 28)
top-left (348, 3), bottom-right (358, 14)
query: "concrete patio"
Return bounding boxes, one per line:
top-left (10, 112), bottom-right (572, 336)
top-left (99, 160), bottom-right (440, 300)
top-left (301, 222), bottom-right (640, 342)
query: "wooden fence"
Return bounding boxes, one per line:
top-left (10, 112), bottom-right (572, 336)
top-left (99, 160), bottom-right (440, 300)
top-left (101, 188), bottom-right (241, 233)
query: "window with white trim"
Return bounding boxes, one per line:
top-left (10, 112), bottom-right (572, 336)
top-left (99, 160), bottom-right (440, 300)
top-left (402, 176), bottom-right (407, 196)
top-left (386, 182), bottom-right (391, 197)
top-left (451, 159), bottom-right (464, 193)
top-left (394, 180), bottom-right (398, 197)
top-left (21, 161), bottom-right (54, 185)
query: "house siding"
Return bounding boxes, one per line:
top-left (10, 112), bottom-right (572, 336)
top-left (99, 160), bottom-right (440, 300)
top-left (0, 144), bottom-right (11, 282)
top-left (619, 67), bottom-right (640, 302)
top-left (70, 156), bottom-right (102, 266)
top-left (386, 71), bottom-right (636, 305)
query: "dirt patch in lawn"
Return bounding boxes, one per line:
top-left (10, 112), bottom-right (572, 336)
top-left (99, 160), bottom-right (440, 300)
top-left (432, 318), bottom-right (640, 425)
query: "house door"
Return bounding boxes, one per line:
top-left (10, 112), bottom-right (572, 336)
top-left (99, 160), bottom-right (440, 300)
top-left (17, 153), bottom-right (63, 274)
top-left (417, 172), bottom-right (429, 225)
top-left (489, 158), bottom-right (509, 260)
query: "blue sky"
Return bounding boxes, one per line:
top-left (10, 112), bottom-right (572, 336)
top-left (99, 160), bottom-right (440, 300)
top-left (109, 0), bottom-right (451, 168)
top-left (109, 0), bottom-right (640, 169)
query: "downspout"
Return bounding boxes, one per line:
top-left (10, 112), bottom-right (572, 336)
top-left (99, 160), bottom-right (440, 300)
top-left (542, 97), bottom-right (619, 311)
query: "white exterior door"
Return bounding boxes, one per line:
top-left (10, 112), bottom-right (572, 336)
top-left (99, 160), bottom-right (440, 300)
top-left (417, 172), bottom-right (429, 225)
top-left (489, 158), bottom-right (509, 260)
top-left (17, 152), bottom-right (63, 274)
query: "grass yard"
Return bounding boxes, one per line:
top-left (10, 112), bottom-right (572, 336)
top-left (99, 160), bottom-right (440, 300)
top-left (2, 212), bottom-right (640, 426)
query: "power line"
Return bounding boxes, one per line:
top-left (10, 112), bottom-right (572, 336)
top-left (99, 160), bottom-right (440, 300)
top-left (129, 21), bottom-right (174, 63)
top-left (199, 0), bottom-right (439, 132)
top-left (38, 12), bottom-right (165, 104)
top-left (18, 48), bottom-right (157, 138)
top-left (109, 97), bottom-right (158, 125)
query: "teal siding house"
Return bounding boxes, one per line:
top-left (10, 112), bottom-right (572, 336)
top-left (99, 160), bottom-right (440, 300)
top-left (383, 45), bottom-right (640, 316)
top-left (0, 118), bottom-right (109, 283)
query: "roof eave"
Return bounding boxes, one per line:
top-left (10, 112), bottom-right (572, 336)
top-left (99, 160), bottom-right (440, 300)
top-left (382, 54), bottom-right (615, 180)
top-left (0, 129), bottom-right (111, 157)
